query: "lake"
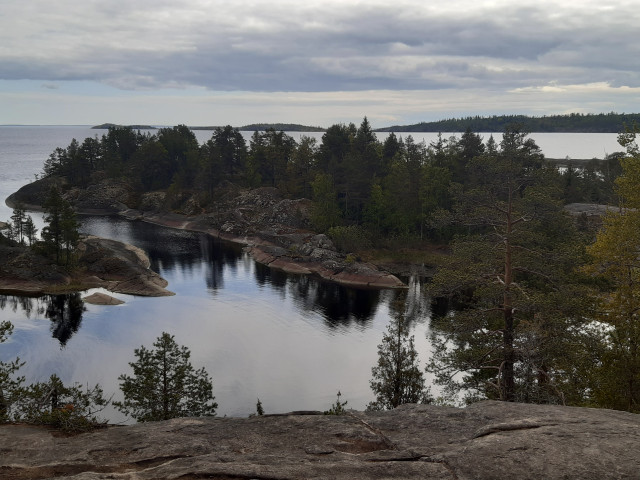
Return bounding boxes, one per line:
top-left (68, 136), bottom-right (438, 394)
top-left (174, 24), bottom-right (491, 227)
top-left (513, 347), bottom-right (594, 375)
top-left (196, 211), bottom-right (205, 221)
top-left (0, 126), bottom-right (622, 421)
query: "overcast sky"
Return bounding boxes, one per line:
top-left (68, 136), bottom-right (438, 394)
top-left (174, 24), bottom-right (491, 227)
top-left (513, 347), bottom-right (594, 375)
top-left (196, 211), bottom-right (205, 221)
top-left (1, 0), bottom-right (639, 127)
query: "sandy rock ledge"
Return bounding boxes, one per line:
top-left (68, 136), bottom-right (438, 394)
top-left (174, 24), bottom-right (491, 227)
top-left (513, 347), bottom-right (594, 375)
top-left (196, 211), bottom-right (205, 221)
top-left (1, 401), bottom-right (639, 480)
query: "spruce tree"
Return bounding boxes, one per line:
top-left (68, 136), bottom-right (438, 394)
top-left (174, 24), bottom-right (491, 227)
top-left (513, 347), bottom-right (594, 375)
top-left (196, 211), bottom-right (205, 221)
top-left (368, 295), bottom-right (431, 410)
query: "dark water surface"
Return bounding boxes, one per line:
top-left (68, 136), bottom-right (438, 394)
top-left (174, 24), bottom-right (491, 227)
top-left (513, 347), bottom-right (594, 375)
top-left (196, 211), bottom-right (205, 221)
top-left (1, 215), bottom-right (432, 421)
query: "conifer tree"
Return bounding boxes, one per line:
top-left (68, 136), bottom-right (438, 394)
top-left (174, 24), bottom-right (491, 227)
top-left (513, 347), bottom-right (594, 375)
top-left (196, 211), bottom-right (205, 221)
top-left (368, 295), bottom-right (431, 410)
top-left (115, 332), bottom-right (217, 421)
top-left (23, 216), bottom-right (38, 246)
top-left (428, 126), bottom-right (590, 404)
top-left (0, 322), bottom-right (25, 421)
top-left (10, 205), bottom-right (26, 244)
top-left (585, 128), bottom-right (640, 412)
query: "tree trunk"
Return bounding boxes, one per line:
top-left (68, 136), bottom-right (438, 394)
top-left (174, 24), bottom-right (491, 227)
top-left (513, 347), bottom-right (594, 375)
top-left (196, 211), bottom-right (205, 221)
top-left (503, 187), bottom-right (515, 402)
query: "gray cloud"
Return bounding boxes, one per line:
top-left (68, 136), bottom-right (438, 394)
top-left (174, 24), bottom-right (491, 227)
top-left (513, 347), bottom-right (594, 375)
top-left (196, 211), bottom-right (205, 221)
top-left (1, 0), bottom-right (639, 94)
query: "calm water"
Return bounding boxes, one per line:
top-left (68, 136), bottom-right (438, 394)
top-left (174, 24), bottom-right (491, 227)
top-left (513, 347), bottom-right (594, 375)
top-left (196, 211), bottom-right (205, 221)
top-left (0, 126), bottom-right (622, 421)
top-left (0, 126), bottom-right (434, 421)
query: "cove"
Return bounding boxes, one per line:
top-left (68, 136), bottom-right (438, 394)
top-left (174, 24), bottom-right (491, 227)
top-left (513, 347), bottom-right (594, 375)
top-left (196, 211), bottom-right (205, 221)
top-left (0, 215), bottom-right (432, 422)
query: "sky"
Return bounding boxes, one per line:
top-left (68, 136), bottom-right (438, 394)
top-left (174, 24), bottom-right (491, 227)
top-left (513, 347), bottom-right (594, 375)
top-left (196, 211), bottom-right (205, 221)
top-left (1, 0), bottom-right (639, 128)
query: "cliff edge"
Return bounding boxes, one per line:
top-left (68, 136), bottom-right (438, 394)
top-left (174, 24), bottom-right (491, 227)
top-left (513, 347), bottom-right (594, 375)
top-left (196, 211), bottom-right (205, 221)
top-left (1, 401), bottom-right (638, 479)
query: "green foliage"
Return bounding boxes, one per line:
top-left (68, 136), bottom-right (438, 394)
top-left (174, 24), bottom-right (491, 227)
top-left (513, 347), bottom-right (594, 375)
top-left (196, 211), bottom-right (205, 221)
top-left (200, 126), bottom-right (248, 195)
top-left (368, 295), bottom-right (431, 411)
top-left (377, 112), bottom-right (640, 134)
top-left (23, 215), bottom-right (38, 246)
top-left (42, 187), bottom-right (79, 265)
top-left (4, 205), bottom-right (37, 246)
top-left (12, 374), bottom-right (109, 433)
top-left (0, 321), bottom-right (25, 422)
top-left (328, 225), bottom-right (372, 253)
top-left (311, 173), bottom-right (342, 232)
top-left (115, 332), bottom-right (217, 422)
top-left (285, 135), bottom-right (317, 198)
top-left (256, 398), bottom-right (264, 416)
top-left (10, 204), bottom-right (26, 244)
top-left (248, 129), bottom-right (296, 189)
top-left (324, 391), bottom-right (348, 415)
top-left (428, 126), bottom-right (591, 405)
top-left (585, 128), bottom-right (640, 412)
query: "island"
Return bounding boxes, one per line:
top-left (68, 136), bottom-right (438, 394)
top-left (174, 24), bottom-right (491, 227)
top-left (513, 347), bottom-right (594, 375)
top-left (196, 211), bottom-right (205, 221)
top-left (92, 123), bottom-right (157, 130)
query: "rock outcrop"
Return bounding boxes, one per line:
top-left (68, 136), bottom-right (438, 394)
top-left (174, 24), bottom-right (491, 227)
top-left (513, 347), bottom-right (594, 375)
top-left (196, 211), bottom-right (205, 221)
top-left (0, 235), bottom-right (173, 297)
top-left (1, 401), bottom-right (638, 479)
top-left (8, 179), bottom-right (407, 289)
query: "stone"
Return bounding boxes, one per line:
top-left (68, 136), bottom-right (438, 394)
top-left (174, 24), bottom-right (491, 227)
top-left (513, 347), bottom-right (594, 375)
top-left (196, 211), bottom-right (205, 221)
top-left (1, 401), bottom-right (638, 479)
top-left (83, 292), bottom-right (125, 305)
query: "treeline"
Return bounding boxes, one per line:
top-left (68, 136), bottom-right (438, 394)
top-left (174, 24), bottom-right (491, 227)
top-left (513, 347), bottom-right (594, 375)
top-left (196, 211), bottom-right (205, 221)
top-left (41, 120), bottom-right (621, 245)
top-left (237, 123), bottom-right (325, 132)
top-left (377, 112), bottom-right (640, 133)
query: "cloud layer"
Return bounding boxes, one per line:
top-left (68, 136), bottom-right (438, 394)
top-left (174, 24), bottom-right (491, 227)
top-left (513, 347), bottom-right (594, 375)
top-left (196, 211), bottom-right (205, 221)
top-left (3, 0), bottom-right (639, 92)
top-left (1, 0), bottom-right (639, 125)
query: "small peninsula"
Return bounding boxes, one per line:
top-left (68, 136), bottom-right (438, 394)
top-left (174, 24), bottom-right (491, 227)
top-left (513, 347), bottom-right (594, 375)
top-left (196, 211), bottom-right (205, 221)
top-left (0, 229), bottom-right (173, 297)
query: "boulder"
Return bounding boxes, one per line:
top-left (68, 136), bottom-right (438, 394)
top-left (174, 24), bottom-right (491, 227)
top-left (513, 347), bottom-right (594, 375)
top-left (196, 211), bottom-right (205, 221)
top-left (83, 292), bottom-right (125, 305)
top-left (1, 401), bottom-right (638, 479)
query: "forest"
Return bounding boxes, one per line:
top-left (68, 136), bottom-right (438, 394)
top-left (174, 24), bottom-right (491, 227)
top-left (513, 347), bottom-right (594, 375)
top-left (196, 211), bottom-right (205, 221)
top-left (377, 112), bottom-right (640, 133)
top-left (39, 119), bottom-right (623, 243)
top-left (2, 118), bottom-right (640, 426)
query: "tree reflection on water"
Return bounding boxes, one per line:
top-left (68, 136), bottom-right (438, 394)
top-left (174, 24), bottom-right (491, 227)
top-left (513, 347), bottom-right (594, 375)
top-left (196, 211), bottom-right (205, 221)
top-left (0, 293), bottom-right (85, 347)
top-left (43, 293), bottom-right (85, 347)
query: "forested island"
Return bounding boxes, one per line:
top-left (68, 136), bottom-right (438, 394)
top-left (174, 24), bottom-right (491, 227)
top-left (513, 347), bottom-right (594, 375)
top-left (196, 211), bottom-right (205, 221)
top-left (94, 123), bottom-right (326, 132)
top-left (91, 112), bottom-right (640, 134)
top-left (376, 112), bottom-right (640, 133)
top-left (2, 117), bottom-right (640, 433)
top-left (92, 123), bottom-right (157, 130)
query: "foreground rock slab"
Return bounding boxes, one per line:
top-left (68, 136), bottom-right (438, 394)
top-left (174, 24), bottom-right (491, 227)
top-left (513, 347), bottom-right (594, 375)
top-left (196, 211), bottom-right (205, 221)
top-left (1, 401), bottom-right (638, 480)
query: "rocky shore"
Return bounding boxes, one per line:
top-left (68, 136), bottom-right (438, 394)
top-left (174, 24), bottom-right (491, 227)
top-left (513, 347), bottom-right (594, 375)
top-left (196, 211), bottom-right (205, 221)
top-left (0, 234), bottom-right (173, 297)
top-left (2, 400), bottom-right (638, 479)
top-left (7, 178), bottom-right (406, 290)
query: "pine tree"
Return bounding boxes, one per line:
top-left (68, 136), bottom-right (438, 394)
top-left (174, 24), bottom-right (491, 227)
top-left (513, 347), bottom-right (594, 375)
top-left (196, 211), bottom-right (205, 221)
top-left (23, 216), bottom-right (38, 246)
top-left (42, 187), bottom-right (79, 265)
top-left (10, 205), bottom-right (26, 244)
top-left (115, 332), bottom-right (217, 421)
top-left (428, 126), bottom-right (590, 405)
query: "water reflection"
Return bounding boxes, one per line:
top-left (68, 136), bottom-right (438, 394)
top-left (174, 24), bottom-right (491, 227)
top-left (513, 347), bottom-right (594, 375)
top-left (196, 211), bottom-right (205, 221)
top-left (200, 235), bottom-right (241, 292)
top-left (80, 216), bottom-right (386, 326)
top-left (0, 216), bottom-right (437, 417)
top-left (0, 295), bottom-right (37, 316)
top-left (44, 293), bottom-right (85, 347)
top-left (0, 293), bottom-right (85, 347)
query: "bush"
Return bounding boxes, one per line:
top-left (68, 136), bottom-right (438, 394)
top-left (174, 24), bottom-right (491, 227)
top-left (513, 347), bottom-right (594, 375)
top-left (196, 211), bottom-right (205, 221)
top-left (327, 225), bottom-right (372, 253)
top-left (12, 374), bottom-right (109, 433)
